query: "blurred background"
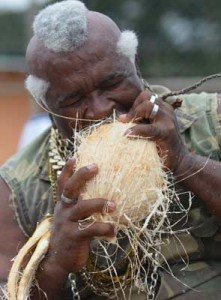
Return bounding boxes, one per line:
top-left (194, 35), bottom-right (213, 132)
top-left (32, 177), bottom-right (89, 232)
top-left (0, 0), bottom-right (220, 164)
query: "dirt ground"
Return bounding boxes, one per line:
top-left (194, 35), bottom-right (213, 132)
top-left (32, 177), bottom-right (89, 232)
top-left (0, 73), bottom-right (30, 165)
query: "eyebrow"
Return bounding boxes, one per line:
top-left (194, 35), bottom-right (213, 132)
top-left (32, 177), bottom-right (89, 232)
top-left (99, 70), bottom-right (131, 86)
top-left (58, 70), bottom-right (131, 103)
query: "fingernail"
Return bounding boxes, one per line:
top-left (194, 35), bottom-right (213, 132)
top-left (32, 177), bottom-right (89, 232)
top-left (87, 163), bottom-right (97, 171)
top-left (119, 113), bottom-right (127, 118)
top-left (119, 114), bottom-right (127, 121)
top-left (124, 129), bottom-right (133, 136)
top-left (107, 201), bottom-right (116, 211)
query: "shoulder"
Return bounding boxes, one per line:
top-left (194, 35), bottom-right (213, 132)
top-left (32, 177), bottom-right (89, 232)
top-left (0, 127), bottom-right (53, 237)
top-left (0, 127), bottom-right (51, 184)
top-left (0, 177), bottom-right (27, 281)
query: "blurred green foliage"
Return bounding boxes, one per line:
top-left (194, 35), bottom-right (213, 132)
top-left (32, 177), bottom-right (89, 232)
top-left (0, 0), bottom-right (220, 76)
top-left (0, 12), bottom-right (26, 55)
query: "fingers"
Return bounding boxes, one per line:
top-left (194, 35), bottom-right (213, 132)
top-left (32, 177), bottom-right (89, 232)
top-left (62, 163), bottom-right (98, 200)
top-left (126, 101), bottom-right (154, 122)
top-left (69, 198), bottom-right (116, 221)
top-left (125, 123), bottom-right (164, 141)
top-left (58, 158), bottom-right (76, 194)
top-left (132, 90), bottom-right (151, 108)
top-left (119, 90), bottom-right (161, 123)
top-left (76, 221), bottom-right (116, 239)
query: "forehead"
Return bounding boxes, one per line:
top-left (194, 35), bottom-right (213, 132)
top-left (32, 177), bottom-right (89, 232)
top-left (46, 43), bottom-right (133, 89)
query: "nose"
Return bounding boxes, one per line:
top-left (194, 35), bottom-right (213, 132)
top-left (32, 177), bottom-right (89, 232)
top-left (84, 92), bottom-right (116, 120)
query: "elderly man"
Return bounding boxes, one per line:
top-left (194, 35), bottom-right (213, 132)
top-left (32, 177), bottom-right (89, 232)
top-left (1, 1), bottom-right (221, 299)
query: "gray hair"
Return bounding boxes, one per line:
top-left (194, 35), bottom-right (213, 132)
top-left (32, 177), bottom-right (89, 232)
top-left (117, 30), bottom-right (138, 63)
top-left (27, 1), bottom-right (139, 102)
top-left (33, 0), bottom-right (88, 52)
top-left (25, 75), bottom-right (50, 105)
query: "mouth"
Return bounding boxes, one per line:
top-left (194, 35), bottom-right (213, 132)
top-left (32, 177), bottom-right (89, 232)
top-left (70, 109), bottom-right (128, 131)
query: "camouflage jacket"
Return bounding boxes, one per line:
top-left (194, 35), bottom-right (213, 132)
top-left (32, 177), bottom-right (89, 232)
top-left (1, 88), bottom-right (221, 299)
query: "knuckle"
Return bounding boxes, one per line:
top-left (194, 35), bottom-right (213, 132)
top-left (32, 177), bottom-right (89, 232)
top-left (142, 90), bottom-right (151, 99)
top-left (66, 158), bottom-right (75, 170)
top-left (127, 111), bottom-right (134, 120)
top-left (52, 214), bottom-right (65, 231)
top-left (136, 90), bottom-right (149, 104)
top-left (92, 198), bottom-right (107, 213)
top-left (74, 167), bottom-right (85, 180)
top-left (61, 160), bottom-right (73, 176)
top-left (76, 166), bottom-right (92, 180)
top-left (63, 185), bottom-right (72, 196)
top-left (75, 202), bottom-right (85, 217)
top-left (167, 123), bottom-right (175, 134)
top-left (81, 166), bottom-right (89, 175)
top-left (102, 223), bottom-right (115, 236)
top-left (132, 109), bottom-right (139, 119)
top-left (150, 124), bottom-right (161, 138)
top-left (96, 197), bottom-right (106, 206)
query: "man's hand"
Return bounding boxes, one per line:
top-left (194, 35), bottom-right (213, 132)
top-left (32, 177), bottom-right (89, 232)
top-left (47, 159), bottom-right (116, 273)
top-left (119, 90), bottom-right (188, 173)
top-left (32, 159), bottom-right (116, 299)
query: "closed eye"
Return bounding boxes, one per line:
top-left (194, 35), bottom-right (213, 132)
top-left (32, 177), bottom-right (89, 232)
top-left (101, 79), bottom-right (123, 90)
top-left (59, 93), bottom-right (83, 107)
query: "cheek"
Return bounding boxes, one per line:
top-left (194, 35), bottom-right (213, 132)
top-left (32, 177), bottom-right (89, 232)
top-left (52, 104), bottom-right (89, 139)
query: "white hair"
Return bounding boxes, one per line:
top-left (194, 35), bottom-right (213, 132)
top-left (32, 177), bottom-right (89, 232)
top-left (117, 30), bottom-right (138, 63)
top-left (25, 75), bottom-right (49, 104)
top-left (33, 0), bottom-right (88, 52)
top-left (33, 0), bottom-right (138, 61)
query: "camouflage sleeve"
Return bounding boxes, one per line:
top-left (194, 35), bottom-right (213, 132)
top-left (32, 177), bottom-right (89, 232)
top-left (175, 92), bottom-right (221, 161)
top-left (216, 93), bottom-right (221, 148)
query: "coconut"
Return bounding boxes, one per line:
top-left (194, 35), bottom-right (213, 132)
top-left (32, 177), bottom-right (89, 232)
top-left (75, 121), bottom-right (167, 225)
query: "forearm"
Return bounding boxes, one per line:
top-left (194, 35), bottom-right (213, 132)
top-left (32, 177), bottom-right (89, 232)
top-left (31, 256), bottom-right (70, 300)
top-left (174, 153), bottom-right (221, 221)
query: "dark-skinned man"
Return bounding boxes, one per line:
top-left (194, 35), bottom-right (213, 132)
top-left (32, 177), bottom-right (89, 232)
top-left (1, 1), bottom-right (221, 299)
